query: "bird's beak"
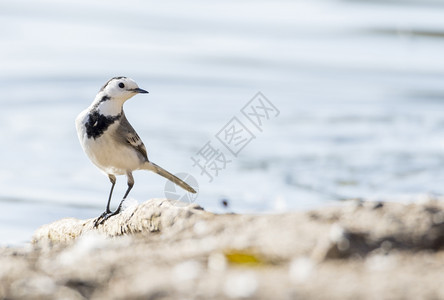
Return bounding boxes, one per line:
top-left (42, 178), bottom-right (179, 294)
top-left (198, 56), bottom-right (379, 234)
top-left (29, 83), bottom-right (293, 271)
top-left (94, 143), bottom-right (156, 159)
top-left (131, 88), bottom-right (149, 94)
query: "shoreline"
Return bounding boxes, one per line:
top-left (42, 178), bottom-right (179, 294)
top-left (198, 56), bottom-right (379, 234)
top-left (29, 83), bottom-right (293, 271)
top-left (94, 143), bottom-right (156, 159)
top-left (1, 198), bottom-right (444, 299)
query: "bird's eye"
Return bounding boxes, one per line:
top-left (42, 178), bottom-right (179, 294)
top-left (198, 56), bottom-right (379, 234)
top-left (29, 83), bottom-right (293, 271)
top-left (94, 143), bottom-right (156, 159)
top-left (118, 83), bottom-right (125, 88)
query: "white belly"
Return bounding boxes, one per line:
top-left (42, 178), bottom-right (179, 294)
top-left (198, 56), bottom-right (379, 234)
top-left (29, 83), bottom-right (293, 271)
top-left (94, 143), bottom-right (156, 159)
top-left (75, 110), bottom-right (142, 175)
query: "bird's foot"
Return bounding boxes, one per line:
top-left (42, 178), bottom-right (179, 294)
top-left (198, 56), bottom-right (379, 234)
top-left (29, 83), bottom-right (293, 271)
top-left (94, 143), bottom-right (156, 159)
top-left (93, 209), bottom-right (121, 227)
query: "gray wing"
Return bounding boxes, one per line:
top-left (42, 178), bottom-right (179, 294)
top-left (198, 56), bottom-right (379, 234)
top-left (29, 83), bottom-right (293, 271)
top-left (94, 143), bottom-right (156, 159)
top-left (114, 113), bottom-right (149, 162)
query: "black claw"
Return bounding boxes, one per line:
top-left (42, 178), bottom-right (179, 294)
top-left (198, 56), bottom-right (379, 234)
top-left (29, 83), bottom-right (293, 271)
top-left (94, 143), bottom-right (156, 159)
top-left (93, 212), bottom-right (106, 227)
top-left (94, 211), bottom-right (116, 227)
top-left (93, 207), bottom-right (122, 227)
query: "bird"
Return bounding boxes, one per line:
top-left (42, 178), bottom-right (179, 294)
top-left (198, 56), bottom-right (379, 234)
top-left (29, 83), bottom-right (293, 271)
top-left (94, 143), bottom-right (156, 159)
top-left (75, 76), bottom-right (196, 226)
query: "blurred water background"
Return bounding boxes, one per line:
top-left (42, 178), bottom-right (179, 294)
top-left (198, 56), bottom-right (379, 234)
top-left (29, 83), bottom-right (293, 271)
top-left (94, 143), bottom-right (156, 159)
top-left (1, 0), bottom-right (444, 244)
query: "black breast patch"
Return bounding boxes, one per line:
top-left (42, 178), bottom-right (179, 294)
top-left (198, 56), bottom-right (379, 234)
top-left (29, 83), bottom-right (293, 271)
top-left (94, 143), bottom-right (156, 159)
top-left (85, 111), bottom-right (121, 139)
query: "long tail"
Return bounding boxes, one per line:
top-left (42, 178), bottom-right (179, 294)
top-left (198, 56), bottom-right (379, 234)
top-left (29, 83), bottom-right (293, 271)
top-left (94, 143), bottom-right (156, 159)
top-left (143, 162), bottom-right (197, 193)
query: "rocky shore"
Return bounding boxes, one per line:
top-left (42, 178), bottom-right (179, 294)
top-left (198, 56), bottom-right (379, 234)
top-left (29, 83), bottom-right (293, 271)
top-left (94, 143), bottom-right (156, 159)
top-left (1, 198), bottom-right (444, 299)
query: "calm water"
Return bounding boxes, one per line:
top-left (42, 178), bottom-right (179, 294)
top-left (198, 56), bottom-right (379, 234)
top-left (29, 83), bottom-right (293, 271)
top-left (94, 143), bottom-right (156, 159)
top-left (1, 0), bottom-right (444, 244)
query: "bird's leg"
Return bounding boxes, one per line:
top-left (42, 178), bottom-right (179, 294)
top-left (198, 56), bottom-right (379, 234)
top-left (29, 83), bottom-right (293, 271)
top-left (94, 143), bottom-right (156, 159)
top-left (95, 172), bottom-right (134, 226)
top-left (123, 172), bottom-right (135, 200)
top-left (113, 172), bottom-right (135, 215)
top-left (105, 174), bottom-right (117, 213)
top-left (94, 174), bottom-right (116, 227)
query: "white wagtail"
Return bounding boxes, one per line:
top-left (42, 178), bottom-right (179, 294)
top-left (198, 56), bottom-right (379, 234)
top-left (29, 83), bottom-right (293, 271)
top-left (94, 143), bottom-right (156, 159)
top-left (76, 76), bottom-right (196, 226)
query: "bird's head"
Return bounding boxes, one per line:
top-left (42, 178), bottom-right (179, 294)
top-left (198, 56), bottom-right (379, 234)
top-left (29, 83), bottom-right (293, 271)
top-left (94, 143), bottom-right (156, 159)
top-left (100, 76), bottom-right (148, 101)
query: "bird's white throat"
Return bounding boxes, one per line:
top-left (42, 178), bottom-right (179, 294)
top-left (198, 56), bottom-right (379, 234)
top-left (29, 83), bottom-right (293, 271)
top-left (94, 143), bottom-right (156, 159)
top-left (92, 94), bottom-right (125, 117)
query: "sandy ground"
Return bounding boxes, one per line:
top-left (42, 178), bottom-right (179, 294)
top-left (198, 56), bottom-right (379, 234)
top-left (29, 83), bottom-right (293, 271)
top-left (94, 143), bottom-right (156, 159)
top-left (1, 198), bottom-right (444, 299)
